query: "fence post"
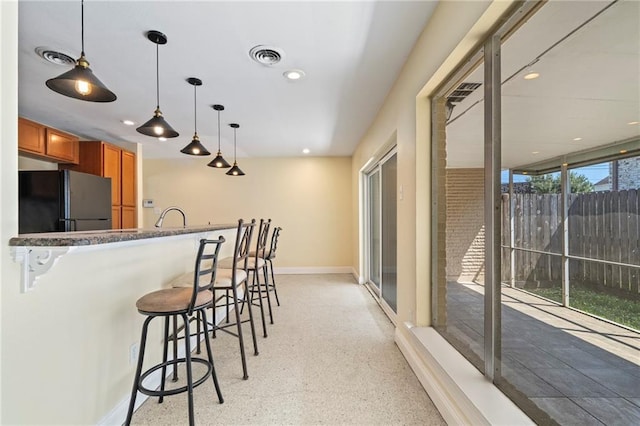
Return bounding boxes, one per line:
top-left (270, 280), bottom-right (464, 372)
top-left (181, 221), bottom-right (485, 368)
top-left (509, 170), bottom-right (516, 287)
top-left (561, 164), bottom-right (570, 306)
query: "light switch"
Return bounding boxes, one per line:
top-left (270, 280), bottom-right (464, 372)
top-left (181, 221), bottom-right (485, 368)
top-left (142, 199), bottom-right (154, 208)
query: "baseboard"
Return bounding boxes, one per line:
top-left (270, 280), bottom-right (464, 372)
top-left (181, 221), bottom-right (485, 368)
top-left (273, 266), bottom-right (354, 275)
top-left (395, 323), bottom-right (534, 426)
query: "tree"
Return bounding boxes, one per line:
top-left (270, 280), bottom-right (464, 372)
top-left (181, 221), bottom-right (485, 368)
top-left (529, 172), bottom-right (594, 193)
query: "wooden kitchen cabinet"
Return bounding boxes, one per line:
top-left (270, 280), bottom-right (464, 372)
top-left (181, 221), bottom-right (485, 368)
top-left (121, 150), bottom-right (136, 207)
top-left (102, 144), bottom-right (122, 206)
top-left (18, 117), bottom-right (79, 164)
top-left (62, 141), bottom-right (136, 229)
top-left (121, 206), bottom-right (136, 229)
top-left (18, 117), bottom-right (45, 155)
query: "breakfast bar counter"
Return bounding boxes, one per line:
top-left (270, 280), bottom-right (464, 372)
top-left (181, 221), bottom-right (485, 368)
top-left (9, 223), bottom-right (237, 247)
top-left (5, 223), bottom-right (239, 425)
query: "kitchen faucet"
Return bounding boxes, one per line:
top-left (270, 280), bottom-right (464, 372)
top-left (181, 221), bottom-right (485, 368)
top-left (154, 206), bottom-right (187, 228)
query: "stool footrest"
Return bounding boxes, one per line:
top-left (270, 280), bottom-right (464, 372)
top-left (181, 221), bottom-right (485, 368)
top-left (138, 357), bottom-right (212, 398)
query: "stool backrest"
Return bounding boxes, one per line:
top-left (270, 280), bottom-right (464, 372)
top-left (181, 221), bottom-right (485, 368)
top-left (233, 218), bottom-right (256, 274)
top-left (255, 218), bottom-right (271, 262)
top-left (268, 226), bottom-right (282, 259)
top-left (190, 236), bottom-right (225, 315)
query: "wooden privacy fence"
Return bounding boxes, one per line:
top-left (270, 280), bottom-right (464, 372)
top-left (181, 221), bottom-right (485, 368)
top-left (501, 190), bottom-right (640, 298)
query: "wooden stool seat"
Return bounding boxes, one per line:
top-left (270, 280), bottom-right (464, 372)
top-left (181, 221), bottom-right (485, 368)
top-left (136, 288), bottom-right (212, 315)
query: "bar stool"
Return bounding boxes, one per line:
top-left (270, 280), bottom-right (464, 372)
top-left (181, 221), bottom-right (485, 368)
top-left (262, 226), bottom-right (282, 306)
top-left (244, 219), bottom-right (274, 335)
top-left (211, 219), bottom-right (259, 380)
top-left (125, 237), bottom-right (225, 426)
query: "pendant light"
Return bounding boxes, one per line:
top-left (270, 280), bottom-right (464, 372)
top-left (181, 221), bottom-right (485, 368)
top-left (180, 78), bottom-right (210, 156)
top-left (45, 0), bottom-right (116, 102)
top-left (136, 30), bottom-right (179, 138)
top-left (207, 105), bottom-right (231, 168)
top-left (226, 123), bottom-right (245, 176)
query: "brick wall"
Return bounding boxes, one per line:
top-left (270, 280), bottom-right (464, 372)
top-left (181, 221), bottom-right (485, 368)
top-left (618, 157), bottom-right (640, 190)
top-left (446, 168), bottom-right (485, 283)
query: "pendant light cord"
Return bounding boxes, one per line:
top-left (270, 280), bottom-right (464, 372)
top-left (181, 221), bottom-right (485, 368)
top-left (80, 0), bottom-right (85, 56)
top-left (233, 128), bottom-right (237, 161)
top-left (193, 84), bottom-right (197, 133)
top-left (217, 110), bottom-right (221, 150)
top-left (155, 43), bottom-right (160, 108)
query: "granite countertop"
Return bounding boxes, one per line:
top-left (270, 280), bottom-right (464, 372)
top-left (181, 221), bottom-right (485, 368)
top-left (9, 224), bottom-right (237, 247)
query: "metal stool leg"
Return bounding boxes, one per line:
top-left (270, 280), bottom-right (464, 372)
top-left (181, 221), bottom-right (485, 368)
top-left (181, 313), bottom-right (195, 426)
top-left (200, 308), bottom-right (224, 403)
top-left (172, 315), bottom-right (179, 381)
top-left (253, 268), bottom-right (268, 337)
top-left (231, 284), bottom-right (250, 380)
top-left (159, 316), bottom-right (170, 403)
top-left (268, 259), bottom-right (280, 306)
top-left (262, 265), bottom-right (274, 324)
top-left (125, 316), bottom-right (152, 426)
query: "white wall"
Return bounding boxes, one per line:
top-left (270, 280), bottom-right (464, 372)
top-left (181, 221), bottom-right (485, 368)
top-left (143, 156), bottom-right (353, 270)
top-left (0, 2), bottom-right (19, 423)
top-left (351, 0), bottom-right (515, 327)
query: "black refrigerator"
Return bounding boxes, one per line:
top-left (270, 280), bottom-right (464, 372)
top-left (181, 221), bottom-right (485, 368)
top-left (19, 170), bottom-right (112, 233)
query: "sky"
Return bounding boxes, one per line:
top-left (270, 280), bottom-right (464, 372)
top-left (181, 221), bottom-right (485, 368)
top-left (501, 163), bottom-right (610, 184)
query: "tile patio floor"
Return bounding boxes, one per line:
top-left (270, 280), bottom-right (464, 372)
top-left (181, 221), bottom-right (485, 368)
top-left (443, 281), bottom-right (640, 425)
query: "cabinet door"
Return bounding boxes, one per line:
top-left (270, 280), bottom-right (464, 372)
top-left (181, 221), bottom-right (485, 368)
top-left (45, 128), bottom-right (79, 164)
top-left (121, 150), bottom-right (136, 207)
top-left (112, 206), bottom-right (122, 229)
top-left (18, 117), bottom-right (45, 155)
top-left (121, 206), bottom-right (136, 229)
top-left (103, 144), bottom-right (121, 206)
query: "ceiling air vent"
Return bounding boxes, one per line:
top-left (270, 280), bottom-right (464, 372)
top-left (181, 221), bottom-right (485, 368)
top-left (249, 45), bottom-right (284, 66)
top-left (35, 47), bottom-right (75, 66)
top-left (448, 82), bottom-right (482, 103)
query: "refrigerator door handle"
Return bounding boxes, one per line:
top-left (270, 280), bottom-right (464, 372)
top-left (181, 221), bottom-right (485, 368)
top-left (59, 218), bottom-right (77, 232)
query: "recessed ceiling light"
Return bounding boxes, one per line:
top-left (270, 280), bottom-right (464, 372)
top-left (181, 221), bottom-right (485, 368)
top-left (284, 69), bottom-right (305, 80)
top-left (532, 151), bottom-right (539, 154)
top-left (620, 149), bottom-right (628, 154)
top-left (628, 121), bottom-right (640, 125)
top-left (158, 137), bottom-right (167, 142)
top-left (523, 72), bottom-right (540, 80)
top-left (122, 120), bottom-right (135, 126)
top-left (573, 137), bottom-right (583, 141)
top-left (302, 148), bottom-right (310, 154)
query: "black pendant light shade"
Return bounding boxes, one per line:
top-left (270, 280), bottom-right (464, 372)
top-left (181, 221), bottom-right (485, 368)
top-left (137, 30), bottom-right (179, 138)
top-left (181, 78), bottom-right (210, 156)
top-left (207, 105), bottom-right (231, 168)
top-left (46, 0), bottom-right (116, 102)
top-left (137, 109), bottom-right (179, 138)
top-left (226, 123), bottom-right (245, 176)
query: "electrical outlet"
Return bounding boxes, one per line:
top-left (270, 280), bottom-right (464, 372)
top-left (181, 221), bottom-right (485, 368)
top-left (129, 342), bottom-right (139, 365)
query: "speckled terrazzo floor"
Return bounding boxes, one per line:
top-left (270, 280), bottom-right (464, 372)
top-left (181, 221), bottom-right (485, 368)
top-left (129, 274), bottom-right (445, 425)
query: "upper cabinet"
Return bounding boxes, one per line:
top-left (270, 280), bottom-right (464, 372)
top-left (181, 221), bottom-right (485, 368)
top-left (61, 141), bottom-right (137, 229)
top-left (18, 117), bottom-right (79, 164)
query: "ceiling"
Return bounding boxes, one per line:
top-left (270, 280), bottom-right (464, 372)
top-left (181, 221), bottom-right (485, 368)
top-left (18, 1), bottom-right (437, 159)
top-left (445, 0), bottom-right (640, 170)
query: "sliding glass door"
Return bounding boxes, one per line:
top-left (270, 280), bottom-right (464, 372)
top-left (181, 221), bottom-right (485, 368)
top-left (365, 150), bottom-right (398, 316)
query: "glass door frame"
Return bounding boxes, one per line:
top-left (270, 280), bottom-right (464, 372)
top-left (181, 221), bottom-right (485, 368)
top-left (363, 147), bottom-right (398, 322)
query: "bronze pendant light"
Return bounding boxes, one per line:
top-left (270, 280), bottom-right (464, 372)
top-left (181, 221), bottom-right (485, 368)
top-left (207, 105), bottom-right (231, 168)
top-left (46, 0), bottom-right (116, 102)
top-left (180, 78), bottom-right (210, 156)
top-left (136, 30), bottom-right (179, 138)
top-left (226, 123), bottom-right (245, 176)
